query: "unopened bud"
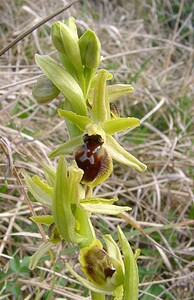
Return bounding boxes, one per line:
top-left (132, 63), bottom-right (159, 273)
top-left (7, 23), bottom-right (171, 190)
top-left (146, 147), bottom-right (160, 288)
top-left (79, 30), bottom-right (101, 69)
top-left (32, 75), bottom-right (60, 104)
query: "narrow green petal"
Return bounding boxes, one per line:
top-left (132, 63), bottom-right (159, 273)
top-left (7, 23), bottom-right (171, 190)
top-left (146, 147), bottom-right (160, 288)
top-left (107, 84), bottom-right (134, 102)
top-left (102, 117), bottom-right (140, 135)
top-left (29, 242), bottom-right (53, 270)
top-left (35, 55), bottom-right (87, 116)
top-left (58, 109), bottom-right (90, 131)
top-left (49, 135), bottom-right (83, 158)
top-left (80, 203), bottom-right (131, 215)
top-left (118, 227), bottom-right (139, 300)
top-left (106, 135), bottom-right (147, 172)
top-left (22, 172), bottom-right (52, 206)
top-left (30, 215), bottom-right (54, 226)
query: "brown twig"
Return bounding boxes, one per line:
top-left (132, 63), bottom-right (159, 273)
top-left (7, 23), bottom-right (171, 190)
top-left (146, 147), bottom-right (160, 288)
top-left (0, 0), bottom-right (80, 57)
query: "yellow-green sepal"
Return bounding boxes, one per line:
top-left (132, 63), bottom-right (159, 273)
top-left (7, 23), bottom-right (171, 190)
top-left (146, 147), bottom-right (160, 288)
top-left (49, 135), bottom-right (83, 158)
top-left (102, 117), bottom-right (140, 135)
top-left (106, 135), bottom-right (147, 172)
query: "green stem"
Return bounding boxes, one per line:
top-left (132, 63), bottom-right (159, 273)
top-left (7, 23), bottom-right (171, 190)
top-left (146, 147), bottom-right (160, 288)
top-left (91, 291), bottom-right (105, 300)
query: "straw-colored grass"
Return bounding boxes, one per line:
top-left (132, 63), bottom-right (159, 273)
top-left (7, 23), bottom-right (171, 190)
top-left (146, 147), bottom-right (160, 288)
top-left (0, 0), bottom-right (193, 299)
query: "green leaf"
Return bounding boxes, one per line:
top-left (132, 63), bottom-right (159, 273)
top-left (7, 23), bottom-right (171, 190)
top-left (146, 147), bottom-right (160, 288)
top-left (10, 257), bottom-right (20, 274)
top-left (102, 117), bottom-right (140, 135)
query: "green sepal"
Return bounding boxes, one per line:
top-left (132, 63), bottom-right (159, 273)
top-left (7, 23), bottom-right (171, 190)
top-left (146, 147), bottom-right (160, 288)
top-left (58, 109), bottom-right (90, 131)
top-left (102, 117), bottom-right (140, 135)
top-left (118, 226), bottom-right (139, 300)
top-left (49, 135), bottom-right (83, 158)
top-left (30, 215), bottom-right (54, 226)
top-left (106, 135), bottom-right (147, 172)
top-left (35, 55), bottom-right (87, 116)
top-left (107, 84), bottom-right (134, 102)
top-left (29, 242), bottom-right (53, 270)
top-left (22, 172), bottom-right (52, 206)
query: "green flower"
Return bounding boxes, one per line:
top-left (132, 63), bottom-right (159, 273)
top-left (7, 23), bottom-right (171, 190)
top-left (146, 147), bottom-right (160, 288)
top-left (66, 227), bottom-right (140, 300)
top-left (49, 69), bottom-right (147, 187)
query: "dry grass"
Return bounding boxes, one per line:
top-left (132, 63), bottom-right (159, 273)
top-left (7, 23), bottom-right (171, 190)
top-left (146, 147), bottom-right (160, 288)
top-left (0, 0), bottom-right (194, 299)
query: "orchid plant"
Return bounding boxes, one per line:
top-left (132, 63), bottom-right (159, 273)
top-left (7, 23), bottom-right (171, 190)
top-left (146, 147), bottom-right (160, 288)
top-left (23, 17), bottom-right (147, 300)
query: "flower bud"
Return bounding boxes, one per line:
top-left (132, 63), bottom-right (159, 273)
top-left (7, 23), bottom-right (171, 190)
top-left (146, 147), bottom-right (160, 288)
top-left (52, 21), bottom-right (82, 72)
top-left (79, 30), bottom-right (101, 69)
top-left (51, 21), bottom-right (66, 53)
top-left (32, 75), bottom-right (60, 104)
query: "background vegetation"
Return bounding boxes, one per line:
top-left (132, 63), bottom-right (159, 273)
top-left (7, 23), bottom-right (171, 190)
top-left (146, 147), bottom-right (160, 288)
top-left (0, 0), bottom-right (193, 299)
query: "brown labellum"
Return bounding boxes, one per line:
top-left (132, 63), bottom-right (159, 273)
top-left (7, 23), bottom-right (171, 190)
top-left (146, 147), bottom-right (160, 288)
top-left (75, 134), bottom-right (109, 184)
